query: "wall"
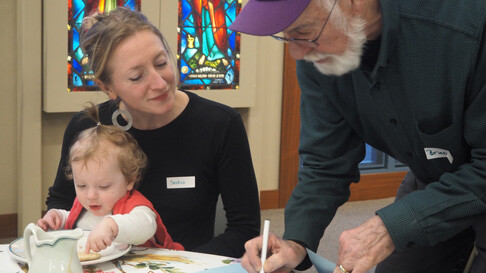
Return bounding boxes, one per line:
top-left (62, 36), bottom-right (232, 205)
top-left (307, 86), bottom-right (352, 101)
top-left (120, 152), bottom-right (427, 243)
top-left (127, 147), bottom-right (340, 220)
top-left (0, 0), bottom-right (18, 215)
top-left (0, 1), bottom-right (283, 232)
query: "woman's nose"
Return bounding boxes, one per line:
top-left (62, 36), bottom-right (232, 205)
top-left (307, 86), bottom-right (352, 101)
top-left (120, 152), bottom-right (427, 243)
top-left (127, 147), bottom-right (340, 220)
top-left (149, 69), bottom-right (167, 89)
top-left (289, 43), bottom-right (313, 60)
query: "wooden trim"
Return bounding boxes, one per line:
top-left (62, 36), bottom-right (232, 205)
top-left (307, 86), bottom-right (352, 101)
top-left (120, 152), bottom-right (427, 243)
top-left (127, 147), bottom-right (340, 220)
top-left (0, 214), bottom-right (18, 238)
top-left (261, 171), bottom-right (406, 210)
top-left (260, 190), bottom-right (279, 210)
top-left (278, 45), bottom-right (301, 208)
top-left (348, 171), bottom-right (406, 202)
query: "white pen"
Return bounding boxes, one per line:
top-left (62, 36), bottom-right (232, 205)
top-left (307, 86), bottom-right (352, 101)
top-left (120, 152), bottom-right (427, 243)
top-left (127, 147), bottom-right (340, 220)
top-left (260, 219), bottom-right (271, 273)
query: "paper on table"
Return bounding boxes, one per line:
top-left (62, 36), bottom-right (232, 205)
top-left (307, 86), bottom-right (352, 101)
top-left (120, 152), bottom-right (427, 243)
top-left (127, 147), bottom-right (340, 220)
top-left (307, 248), bottom-right (336, 273)
top-left (194, 263), bottom-right (247, 273)
top-left (0, 245), bottom-right (23, 273)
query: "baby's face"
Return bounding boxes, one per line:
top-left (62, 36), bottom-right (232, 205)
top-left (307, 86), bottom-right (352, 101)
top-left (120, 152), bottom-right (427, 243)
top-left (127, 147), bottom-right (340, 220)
top-left (72, 150), bottom-right (133, 217)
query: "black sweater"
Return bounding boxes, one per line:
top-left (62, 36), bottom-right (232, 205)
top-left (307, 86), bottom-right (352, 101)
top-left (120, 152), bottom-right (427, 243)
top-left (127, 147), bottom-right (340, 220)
top-left (46, 91), bottom-right (261, 258)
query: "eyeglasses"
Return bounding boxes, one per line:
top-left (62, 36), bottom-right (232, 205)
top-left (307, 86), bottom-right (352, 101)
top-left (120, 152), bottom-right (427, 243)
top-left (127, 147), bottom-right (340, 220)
top-left (271, 0), bottom-right (339, 48)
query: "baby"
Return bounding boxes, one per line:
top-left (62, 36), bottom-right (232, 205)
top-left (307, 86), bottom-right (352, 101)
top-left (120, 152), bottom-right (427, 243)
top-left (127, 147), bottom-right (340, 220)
top-left (37, 104), bottom-right (183, 253)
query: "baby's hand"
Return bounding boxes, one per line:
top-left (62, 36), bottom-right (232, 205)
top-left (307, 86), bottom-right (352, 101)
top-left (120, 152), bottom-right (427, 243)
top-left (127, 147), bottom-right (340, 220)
top-left (37, 210), bottom-right (62, 231)
top-left (85, 217), bottom-right (118, 253)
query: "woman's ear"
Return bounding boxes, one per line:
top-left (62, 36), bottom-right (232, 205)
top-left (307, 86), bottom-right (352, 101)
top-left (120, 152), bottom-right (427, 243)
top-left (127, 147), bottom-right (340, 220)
top-left (96, 79), bottom-right (117, 100)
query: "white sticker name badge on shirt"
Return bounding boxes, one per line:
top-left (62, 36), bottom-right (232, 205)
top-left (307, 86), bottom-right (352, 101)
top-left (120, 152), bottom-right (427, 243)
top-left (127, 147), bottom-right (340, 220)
top-left (167, 176), bottom-right (196, 189)
top-left (424, 148), bottom-right (453, 164)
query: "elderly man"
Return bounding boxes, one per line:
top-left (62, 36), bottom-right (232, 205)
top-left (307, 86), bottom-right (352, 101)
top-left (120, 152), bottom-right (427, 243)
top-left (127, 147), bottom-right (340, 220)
top-left (230, 0), bottom-right (486, 272)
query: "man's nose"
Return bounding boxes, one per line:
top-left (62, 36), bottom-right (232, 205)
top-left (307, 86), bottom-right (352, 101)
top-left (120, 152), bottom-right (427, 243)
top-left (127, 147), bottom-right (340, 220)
top-left (288, 43), bottom-right (313, 60)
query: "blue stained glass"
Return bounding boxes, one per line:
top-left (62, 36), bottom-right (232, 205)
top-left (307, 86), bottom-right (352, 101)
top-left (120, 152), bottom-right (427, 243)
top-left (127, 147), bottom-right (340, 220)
top-left (75, 10), bottom-right (85, 27)
top-left (184, 26), bottom-right (196, 36)
top-left (73, 0), bottom-right (85, 19)
top-left (227, 3), bottom-right (236, 22)
top-left (86, 80), bottom-right (94, 86)
top-left (178, 0), bottom-right (240, 90)
top-left (184, 18), bottom-right (195, 28)
top-left (185, 79), bottom-right (204, 85)
top-left (180, 59), bottom-right (191, 81)
top-left (73, 28), bottom-right (80, 51)
top-left (229, 32), bottom-right (235, 50)
top-left (182, 0), bottom-right (192, 21)
top-left (181, 33), bottom-right (187, 53)
top-left (72, 58), bottom-right (83, 73)
top-left (184, 48), bottom-right (198, 60)
top-left (225, 69), bottom-right (234, 83)
top-left (74, 47), bottom-right (84, 62)
top-left (73, 73), bottom-right (83, 86)
top-left (124, 0), bottom-right (136, 9)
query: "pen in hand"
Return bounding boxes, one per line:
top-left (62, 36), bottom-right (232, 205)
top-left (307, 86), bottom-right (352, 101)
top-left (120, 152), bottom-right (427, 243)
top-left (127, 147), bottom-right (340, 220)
top-left (260, 219), bottom-right (270, 273)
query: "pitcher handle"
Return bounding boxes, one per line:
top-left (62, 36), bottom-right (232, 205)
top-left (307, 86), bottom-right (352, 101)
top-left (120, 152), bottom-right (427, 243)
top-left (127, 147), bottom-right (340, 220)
top-left (23, 223), bottom-right (37, 267)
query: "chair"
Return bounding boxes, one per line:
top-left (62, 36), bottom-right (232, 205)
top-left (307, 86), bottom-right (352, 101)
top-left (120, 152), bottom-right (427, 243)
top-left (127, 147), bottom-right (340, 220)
top-left (463, 245), bottom-right (478, 273)
top-left (214, 195), bottom-right (227, 236)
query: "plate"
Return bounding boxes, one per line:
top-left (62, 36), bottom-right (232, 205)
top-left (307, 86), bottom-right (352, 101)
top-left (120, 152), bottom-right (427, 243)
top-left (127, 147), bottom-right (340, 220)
top-left (8, 231), bottom-right (132, 266)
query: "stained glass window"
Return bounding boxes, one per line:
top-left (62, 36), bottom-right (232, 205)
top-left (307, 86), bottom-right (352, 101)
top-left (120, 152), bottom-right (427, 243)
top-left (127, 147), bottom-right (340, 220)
top-left (177, 0), bottom-right (241, 90)
top-left (68, 0), bottom-right (141, 92)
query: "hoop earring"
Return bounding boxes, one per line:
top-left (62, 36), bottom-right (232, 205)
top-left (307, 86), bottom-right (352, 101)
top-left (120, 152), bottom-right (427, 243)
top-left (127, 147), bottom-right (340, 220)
top-left (111, 108), bottom-right (133, 131)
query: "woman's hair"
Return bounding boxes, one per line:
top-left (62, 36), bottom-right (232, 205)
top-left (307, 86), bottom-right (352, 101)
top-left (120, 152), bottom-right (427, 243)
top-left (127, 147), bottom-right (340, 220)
top-left (80, 7), bottom-right (178, 84)
top-left (65, 103), bottom-right (147, 188)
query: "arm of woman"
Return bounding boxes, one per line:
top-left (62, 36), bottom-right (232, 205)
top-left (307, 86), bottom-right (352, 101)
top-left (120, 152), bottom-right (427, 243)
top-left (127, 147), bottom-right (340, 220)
top-left (192, 113), bottom-right (261, 258)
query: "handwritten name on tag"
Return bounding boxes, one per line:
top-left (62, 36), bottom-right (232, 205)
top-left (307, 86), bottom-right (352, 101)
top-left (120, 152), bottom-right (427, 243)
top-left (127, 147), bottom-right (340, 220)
top-left (167, 176), bottom-right (196, 189)
top-left (424, 148), bottom-right (453, 164)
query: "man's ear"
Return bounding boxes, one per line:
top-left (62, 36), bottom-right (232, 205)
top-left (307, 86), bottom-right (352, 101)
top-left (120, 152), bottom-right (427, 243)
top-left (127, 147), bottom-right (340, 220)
top-left (96, 79), bottom-right (117, 100)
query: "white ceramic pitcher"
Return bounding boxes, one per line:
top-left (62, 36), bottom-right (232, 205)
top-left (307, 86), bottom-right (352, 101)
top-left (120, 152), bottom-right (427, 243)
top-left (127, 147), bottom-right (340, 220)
top-left (23, 223), bottom-right (84, 273)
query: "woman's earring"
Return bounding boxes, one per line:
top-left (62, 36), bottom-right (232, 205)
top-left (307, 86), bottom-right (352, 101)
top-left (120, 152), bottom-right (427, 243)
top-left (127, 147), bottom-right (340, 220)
top-left (111, 108), bottom-right (133, 131)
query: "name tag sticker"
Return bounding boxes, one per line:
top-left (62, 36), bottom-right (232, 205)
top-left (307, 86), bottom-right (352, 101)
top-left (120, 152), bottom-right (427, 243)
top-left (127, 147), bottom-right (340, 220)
top-left (167, 176), bottom-right (196, 189)
top-left (424, 148), bottom-right (453, 164)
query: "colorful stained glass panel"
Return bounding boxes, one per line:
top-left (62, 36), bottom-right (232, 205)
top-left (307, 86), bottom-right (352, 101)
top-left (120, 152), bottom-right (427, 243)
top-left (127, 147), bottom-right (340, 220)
top-left (177, 0), bottom-right (241, 90)
top-left (68, 0), bottom-right (141, 92)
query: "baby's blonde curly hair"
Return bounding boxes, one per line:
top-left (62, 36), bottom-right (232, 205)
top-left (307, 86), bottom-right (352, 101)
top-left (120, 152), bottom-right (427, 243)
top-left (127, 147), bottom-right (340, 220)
top-left (65, 103), bottom-right (147, 188)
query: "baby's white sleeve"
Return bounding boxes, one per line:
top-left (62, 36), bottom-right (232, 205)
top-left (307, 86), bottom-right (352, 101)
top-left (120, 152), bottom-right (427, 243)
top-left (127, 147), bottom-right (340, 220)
top-left (107, 206), bottom-right (157, 245)
top-left (51, 209), bottom-right (69, 229)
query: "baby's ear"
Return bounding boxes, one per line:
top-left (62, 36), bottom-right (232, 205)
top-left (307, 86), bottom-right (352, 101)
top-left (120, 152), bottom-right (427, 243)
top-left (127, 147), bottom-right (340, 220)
top-left (127, 180), bottom-right (135, 191)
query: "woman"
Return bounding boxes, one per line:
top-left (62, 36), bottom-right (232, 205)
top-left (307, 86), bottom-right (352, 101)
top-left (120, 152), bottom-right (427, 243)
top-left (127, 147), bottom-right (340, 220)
top-left (46, 7), bottom-right (260, 258)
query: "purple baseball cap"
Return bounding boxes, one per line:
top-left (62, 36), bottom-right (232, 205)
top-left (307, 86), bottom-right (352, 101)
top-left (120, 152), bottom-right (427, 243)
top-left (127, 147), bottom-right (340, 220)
top-left (229, 0), bottom-right (312, 36)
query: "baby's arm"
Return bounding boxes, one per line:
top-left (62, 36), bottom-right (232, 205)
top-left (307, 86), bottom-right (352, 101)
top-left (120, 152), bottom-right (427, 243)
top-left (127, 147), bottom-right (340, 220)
top-left (85, 217), bottom-right (118, 253)
top-left (85, 206), bottom-right (156, 253)
top-left (109, 206), bottom-right (157, 245)
top-left (37, 209), bottom-right (69, 231)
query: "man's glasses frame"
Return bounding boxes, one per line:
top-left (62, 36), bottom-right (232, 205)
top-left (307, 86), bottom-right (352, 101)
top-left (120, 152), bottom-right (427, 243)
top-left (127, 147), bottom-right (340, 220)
top-left (271, 0), bottom-right (339, 48)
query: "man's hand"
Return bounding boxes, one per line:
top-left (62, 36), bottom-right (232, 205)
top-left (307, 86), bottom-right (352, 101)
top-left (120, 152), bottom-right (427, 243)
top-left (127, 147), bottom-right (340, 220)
top-left (333, 215), bottom-right (395, 273)
top-left (241, 233), bottom-right (307, 273)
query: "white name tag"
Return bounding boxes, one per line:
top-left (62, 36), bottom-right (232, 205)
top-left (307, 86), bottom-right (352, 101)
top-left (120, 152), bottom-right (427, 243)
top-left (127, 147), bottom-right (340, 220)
top-left (424, 148), bottom-right (453, 164)
top-left (167, 176), bottom-right (196, 189)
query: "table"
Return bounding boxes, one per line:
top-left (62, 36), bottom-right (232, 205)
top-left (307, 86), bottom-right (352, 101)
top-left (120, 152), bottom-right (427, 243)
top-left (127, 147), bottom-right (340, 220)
top-left (0, 244), bottom-right (246, 273)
